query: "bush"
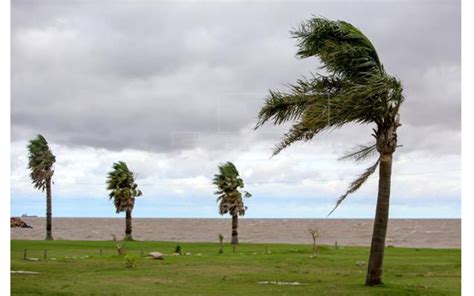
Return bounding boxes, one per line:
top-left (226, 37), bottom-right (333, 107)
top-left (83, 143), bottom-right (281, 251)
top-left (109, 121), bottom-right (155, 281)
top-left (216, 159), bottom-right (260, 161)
top-left (124, 255), bottom-right (136, 269)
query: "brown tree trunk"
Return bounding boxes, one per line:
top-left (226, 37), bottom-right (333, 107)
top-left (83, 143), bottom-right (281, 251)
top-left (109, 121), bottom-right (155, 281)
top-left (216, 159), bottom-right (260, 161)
top-left (366, 154), bottom-right (393, 286)
top-left (124, 209), bottom-right (133, 241)
top-left (231, 214), bottom-right (238, 245)
top-left (45, 177), bottom-right (53, 240)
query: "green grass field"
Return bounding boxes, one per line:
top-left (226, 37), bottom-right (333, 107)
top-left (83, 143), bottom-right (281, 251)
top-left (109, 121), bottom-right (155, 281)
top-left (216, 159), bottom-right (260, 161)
top-left (11, 240), bottom-right (460, 295)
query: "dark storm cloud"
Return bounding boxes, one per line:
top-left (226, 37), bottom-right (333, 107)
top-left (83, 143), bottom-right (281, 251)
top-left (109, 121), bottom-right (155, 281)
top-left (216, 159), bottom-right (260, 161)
top-left (11, 0), bottom-right (460, 154)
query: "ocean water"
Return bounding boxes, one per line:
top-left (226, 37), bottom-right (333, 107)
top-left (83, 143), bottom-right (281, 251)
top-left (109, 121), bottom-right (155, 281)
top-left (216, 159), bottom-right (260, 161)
top-left (11, 217), bottom-right (460, 248)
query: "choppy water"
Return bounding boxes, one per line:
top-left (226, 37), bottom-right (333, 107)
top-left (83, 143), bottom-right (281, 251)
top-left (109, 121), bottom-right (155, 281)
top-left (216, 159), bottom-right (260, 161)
top-left (11, 218), bottom-right (460, 248)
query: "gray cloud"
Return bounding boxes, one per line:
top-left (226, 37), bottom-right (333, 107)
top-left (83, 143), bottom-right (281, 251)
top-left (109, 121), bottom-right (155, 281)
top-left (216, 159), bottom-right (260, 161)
top-left (11, 0), bottom-right (460, 156)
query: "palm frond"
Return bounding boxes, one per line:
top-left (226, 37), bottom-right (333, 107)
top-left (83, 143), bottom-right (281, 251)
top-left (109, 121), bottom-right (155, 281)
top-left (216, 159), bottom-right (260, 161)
top-left (213, 162), bottom-right (250, 216)
top-left (256, 17), bottom-right (404, 145)
top-left (27, 134), bottom-right (56, 191)
top-left (256, 74), bottom-right (342, 130)
top-left (262, 71), bottom-right (401, 157)
top-left (291, 17), bottom-right (383, 79)
top-left (106, 161), bottom-right (142, 213)
top-left (327, 158), bottom-right (380, 216)
top-left (338, 143), bottom-right (377, 162)
top-left (255, 91), bottom-right (314, 129)
top-left (272, 122), bottom-right (312, 155)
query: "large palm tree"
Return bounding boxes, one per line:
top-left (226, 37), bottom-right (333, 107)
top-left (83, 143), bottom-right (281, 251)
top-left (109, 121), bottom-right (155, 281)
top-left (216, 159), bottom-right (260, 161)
top-left (106, 161), bottom-right (142, 241)
top-left (27, 134), bottom-right (56, 240)
top-left (213, 162), bottom-right (251, 245)
top-left (255, 17), bottom-right (403, 286)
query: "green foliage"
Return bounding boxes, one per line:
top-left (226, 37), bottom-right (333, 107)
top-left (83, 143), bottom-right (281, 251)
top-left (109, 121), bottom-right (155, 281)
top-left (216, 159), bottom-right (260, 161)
top-left (255, 17), bottom-right (404, 212)
top-left (27, 134), bottom-right (56, 191)
top-left (106, 161), bottom-right (142, 213)
top-left (212, 162), bottom-right (251, 217)
top-left (175, 244), bottom-right (182, 255)
top-left (255, 16), bottom-right (404, 147)
top-left (328, 159), bottom-right (380, 216)
top-left (124, 255), bottom-right (136, 268)
top-left (292, 18), bottom-right (383, 79)
top-left (11, 240), bottom-right (461, 295)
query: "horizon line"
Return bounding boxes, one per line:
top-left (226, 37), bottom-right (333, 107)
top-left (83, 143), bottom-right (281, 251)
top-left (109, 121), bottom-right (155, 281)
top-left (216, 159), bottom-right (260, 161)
top-left (12, 216), bottom-right (461, 220)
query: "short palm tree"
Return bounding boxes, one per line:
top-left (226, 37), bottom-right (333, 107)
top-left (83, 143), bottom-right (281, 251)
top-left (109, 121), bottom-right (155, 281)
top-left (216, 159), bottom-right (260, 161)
top-left (27, 134), bottom-right (56, 240)
top-left (255, 17), bottom-right (403, 286)
top-left (213, 162), bottom-right (251, 245)
top-left (106, 161), bottom-right (142, 241)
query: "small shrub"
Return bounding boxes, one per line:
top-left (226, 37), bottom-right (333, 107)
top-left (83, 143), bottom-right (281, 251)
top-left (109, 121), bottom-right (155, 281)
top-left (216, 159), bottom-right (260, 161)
top-left (174, 244), bottom-right (182, 255)
top-left (124, 255), bottom-right (136, 269)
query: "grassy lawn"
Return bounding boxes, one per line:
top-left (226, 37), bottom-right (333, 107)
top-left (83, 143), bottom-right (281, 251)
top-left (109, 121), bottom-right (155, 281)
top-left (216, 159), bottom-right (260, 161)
top-left (11, 240), bottom-right (460, 295)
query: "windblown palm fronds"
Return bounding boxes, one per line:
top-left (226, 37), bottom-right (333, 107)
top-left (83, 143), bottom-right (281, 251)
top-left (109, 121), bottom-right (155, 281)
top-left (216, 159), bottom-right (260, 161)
top-left (255, 17), bottom-right (403, 212)
top-left (212, 162), bottom-right (251, 216)
top-left (27, 135), bottom-right (56, 191)
top-left (106, 161), bottom-right (142, 213)
top-left (327, 158), bottom-right (380, 217)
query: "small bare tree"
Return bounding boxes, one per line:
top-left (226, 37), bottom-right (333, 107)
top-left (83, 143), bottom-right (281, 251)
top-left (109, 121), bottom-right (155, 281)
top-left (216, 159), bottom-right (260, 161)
top-left (112, 234), bottom-right (127, 255)
top-left (308, 227), bottom-right (320, 253)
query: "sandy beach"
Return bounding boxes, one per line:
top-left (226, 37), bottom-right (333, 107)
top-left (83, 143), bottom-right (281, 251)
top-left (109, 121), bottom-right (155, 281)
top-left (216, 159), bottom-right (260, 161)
top-left (10, 218), bottom-right (460, 248)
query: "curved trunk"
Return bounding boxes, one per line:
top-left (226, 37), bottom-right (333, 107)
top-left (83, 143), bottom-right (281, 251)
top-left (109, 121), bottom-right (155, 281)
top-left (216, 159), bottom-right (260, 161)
top-left (231, 214), bottom-right (238, 245)
top-left (45, 177), bottom-right (53, 240)
top-left (124, 209), bottom-right (133, 241)
top-left (366, 154), bottom-right (392, 286)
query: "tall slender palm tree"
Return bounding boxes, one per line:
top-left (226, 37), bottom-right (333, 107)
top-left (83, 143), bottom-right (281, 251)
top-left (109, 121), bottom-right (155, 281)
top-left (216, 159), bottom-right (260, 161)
top-left (106, 161), bottom-right (142, 241)
top-left (27, 134), bottom-right (56, 240)
top-left (213, 162), bottom-right (251, 245)
top-left (255, 17), bottom-right (403, 286)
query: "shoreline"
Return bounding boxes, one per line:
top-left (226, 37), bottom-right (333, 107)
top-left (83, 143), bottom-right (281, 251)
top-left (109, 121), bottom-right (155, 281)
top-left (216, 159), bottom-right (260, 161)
top-left (12, 216), bottom-right (461, 219)
top-left (11, 217), bottom-right (461, 248)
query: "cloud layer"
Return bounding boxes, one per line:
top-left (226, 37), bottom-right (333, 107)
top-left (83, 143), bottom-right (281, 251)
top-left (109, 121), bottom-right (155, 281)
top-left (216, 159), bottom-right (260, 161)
top-left (11, 0), bottom-right (461, 218)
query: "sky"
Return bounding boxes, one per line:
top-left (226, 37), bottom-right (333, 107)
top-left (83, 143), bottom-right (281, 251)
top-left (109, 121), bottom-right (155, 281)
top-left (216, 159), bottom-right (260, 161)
top-left (10, 0), bottom-right (461, 218)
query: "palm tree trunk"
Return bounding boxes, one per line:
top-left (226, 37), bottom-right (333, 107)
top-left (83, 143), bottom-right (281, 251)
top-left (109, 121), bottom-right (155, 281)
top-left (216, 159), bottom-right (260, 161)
top-left (45, 177), bottom-right (53, 240)
top-left (124, 209), bottom-right (133, 241)
top-left (365, 153), bottom-right (392, 286)
top-left (231, 214), bottom-right (238, 245)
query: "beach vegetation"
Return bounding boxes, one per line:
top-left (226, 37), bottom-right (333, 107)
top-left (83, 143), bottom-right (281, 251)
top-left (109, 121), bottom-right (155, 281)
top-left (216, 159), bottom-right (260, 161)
top-left (11, 240), bottom-right (460, 295)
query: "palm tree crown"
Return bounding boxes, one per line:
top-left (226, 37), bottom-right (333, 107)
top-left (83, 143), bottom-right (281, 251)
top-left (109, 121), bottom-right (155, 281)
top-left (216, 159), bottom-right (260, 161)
top-left (27, 134), bottom-right (56, 191)
top-left (106, 161), bottom-right (142, 213)
top-left (255, 17), bottom-right (403, 213)
top-left (213, 162), bottom-right (251, 216)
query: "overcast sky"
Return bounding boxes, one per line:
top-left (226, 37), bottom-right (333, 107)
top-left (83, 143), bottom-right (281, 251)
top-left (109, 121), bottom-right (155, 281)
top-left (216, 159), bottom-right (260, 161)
top-left (11, 0), bottom-right (460, 218)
